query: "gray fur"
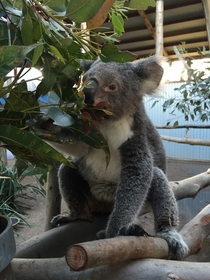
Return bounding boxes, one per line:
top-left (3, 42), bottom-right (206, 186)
top-left (51, 56), bottom-right (188, 260)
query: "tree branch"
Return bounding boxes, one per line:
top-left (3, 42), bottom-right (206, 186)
top-left (65, 203), bottom-right (210, 271)
top-left (161, 135), bottom-right (210, 146)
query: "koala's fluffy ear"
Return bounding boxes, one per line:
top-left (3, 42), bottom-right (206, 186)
top-left (132, 56), bottom-right (164, 94)
top-left (79, 59), bottom-right (95, 72)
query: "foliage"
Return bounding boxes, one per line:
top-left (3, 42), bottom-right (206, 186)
top-left (0, 0), bottom-right (154, 169)
top-left (0, 158), bottom-right (46, 224)
top-left (162, 48), bottom-right (210, 126)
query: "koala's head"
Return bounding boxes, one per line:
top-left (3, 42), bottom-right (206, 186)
top-left (80, 56), bottom-right (163, 119)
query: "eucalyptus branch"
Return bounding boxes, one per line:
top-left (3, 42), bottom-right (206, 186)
top-left (31, 0), bottom-right (70, 33)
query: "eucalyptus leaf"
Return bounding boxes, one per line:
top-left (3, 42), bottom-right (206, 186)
top-left (32, 44), bottom-right (44, 66)
top-left (48, 107), bottom-right (75, 126)
top-left (0, 45), bottom-right (38, 78)
top-left (66, 0), bottom-right (105, 23)
top-left (0, 125), bottom-right (73, 167)
top-left (129, 0), bottom-right (155, 10)
top-left (100, 44), bottom-right (137, 62)
top-left (36, 55), bottom-right (58, 96)
top-left (111, 12), bottom-right (124, 33)
top-left (0, 110), bottom-right (26, 126)
top-left (48, 91), bottom-right (60, 105)
top-left (71, 120), bottom-right (110, 166)
top-left (42, 0), bottom-right (65, 7)
top-left (49, 45), bottom-right (65, 64)
top-left (21, 12), bottom-right (33, 45)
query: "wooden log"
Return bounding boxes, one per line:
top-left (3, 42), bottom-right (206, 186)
top-left (180, 203), bottom-right (210, 256)
top-left (66, 236), bottom-right (168, 271)
top-left (11, 257), bottom-right (210, 280)
top-left (171, 168), bottom-right (210, 200)
top-left (66, 204), bottom-right (210, 271)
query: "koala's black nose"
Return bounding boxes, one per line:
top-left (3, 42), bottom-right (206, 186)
top-left (83, 79), bottom-right (98, 105)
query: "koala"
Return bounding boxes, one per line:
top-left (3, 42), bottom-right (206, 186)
top-left (49, 56), bottom-right (188, 260)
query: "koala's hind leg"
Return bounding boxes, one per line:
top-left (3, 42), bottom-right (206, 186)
top-left (51, 164), bottom-right (93, 227)
top-left (148, 167), bottom-right (189, 260)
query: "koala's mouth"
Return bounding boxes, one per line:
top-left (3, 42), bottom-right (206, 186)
top-left (85, 101), bottom-right (113, 120)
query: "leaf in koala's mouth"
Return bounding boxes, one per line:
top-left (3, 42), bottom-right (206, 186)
top-left (82, 101), bottom-right (113, 121)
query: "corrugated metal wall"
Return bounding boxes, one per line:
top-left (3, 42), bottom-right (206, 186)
top-left (144, 83), bottom-right (210, 161)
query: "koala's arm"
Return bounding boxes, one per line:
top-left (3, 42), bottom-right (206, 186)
top-left (105, 133), bottom-right (153, 238)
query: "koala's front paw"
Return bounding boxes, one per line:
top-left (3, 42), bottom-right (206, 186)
top-left (51, 212), bottom-right (93, 227)
top-left (51, 214), bottom-right (72, 227)
top-left (157, 228), bottom-right (189, 260)
top-left (119, 224), bottom-right (151, 237)
top-left (96, 229), bottom-right (106, 239)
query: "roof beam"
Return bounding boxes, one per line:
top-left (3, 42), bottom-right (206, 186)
top-left (137, 10), bottom-right (168, 57)
top-left (202, 0), bottom-right (210, 48)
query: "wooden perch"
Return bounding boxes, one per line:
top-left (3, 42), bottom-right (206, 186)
top-left (140, 168), bottom-right (210, 215)
top-left (66, 236), bottom-right (168, 271)
top-left (66, 203), bottom-right (210, 271)
top-left (12, 257), bottom-right (210, 280)
top-left (161, 134), bottom-right (210, 146)
top-left (171, 168), bottom-right (210, 200)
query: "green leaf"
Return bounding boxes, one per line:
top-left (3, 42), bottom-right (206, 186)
top-left (66, 0), bottom-right (105, 23)
top-left (129, 0), bottom-right (155, 10)
top-left (21, 12), bottom-right (33, 45)
top-left (0, 110), bottom-right (26, 126)
top-left (71, 120), bottom-right (110, 166)
top-left (112, 12), bottom-right (124, 33)
top-left (100, 44), bottom-right (137, 62)
top-left (5, 85), bottom-right (38, 112)
top-left (151, 99), bottom-right (159, 109)
top-left (32, 44), bottom-right (44, 66)
top-left (48, 107), bottom-right (75, 126)
top-left (0, 125), bottom-right (73, 167)
top-left (48, 91), bottom-right (60, 105)
top-left (0, 45), bottom-right (38, 78)
top-left (42, 0), bottom-right (65, 7)
top-left (36, 55), bottom-right (58, 96)
top-left (49, 45), bottom-right (65, 64)
top-left (173, 121), bottom-right (179, 127)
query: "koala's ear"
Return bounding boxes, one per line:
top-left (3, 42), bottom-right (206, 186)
top-left (79, 59), bottom-right (95, 72)
top-left (132, 56), bottom-right (164, 93)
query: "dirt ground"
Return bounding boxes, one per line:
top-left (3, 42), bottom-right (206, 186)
top-left (11, 158), bottom-right (210, 250)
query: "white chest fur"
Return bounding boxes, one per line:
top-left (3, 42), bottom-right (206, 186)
top-left (82, 116), bottom-right (134, 184)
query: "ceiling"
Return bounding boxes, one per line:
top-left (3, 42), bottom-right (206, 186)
top-left (101, 0), bottom-right (210, 60)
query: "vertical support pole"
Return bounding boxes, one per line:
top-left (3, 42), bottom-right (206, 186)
top-left (202, 0), bottom-right (210, 49)
top-left (0, 146), bottom-right (7, 167)
top-left (155, 0), bottom-right (164, 56)
top-left (45, 166), bottom-right (61, 231)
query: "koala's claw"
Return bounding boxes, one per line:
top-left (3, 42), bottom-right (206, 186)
top-left (96, 224), bottom-right (151, 239)
top-left (51, 213), bottom-right (94, 227)
top-left (157, 228), bottom-right (189, 260)
top-left (96, 229), bottom-right (106, 239)
top-left (119, 224), bottom-right (151, 237)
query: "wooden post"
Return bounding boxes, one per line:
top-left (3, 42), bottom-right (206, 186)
top-left (202, 0), bottom-right (210, 48)
top-left (45, 166), bottom-right (61, 231)
top-left (155, 0), bottom-right (164, 56)
top-left (0, 146), bottom-right (7, 167)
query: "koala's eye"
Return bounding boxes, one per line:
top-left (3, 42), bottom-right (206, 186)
top-left (109, 84), bottom-right (116, 90)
